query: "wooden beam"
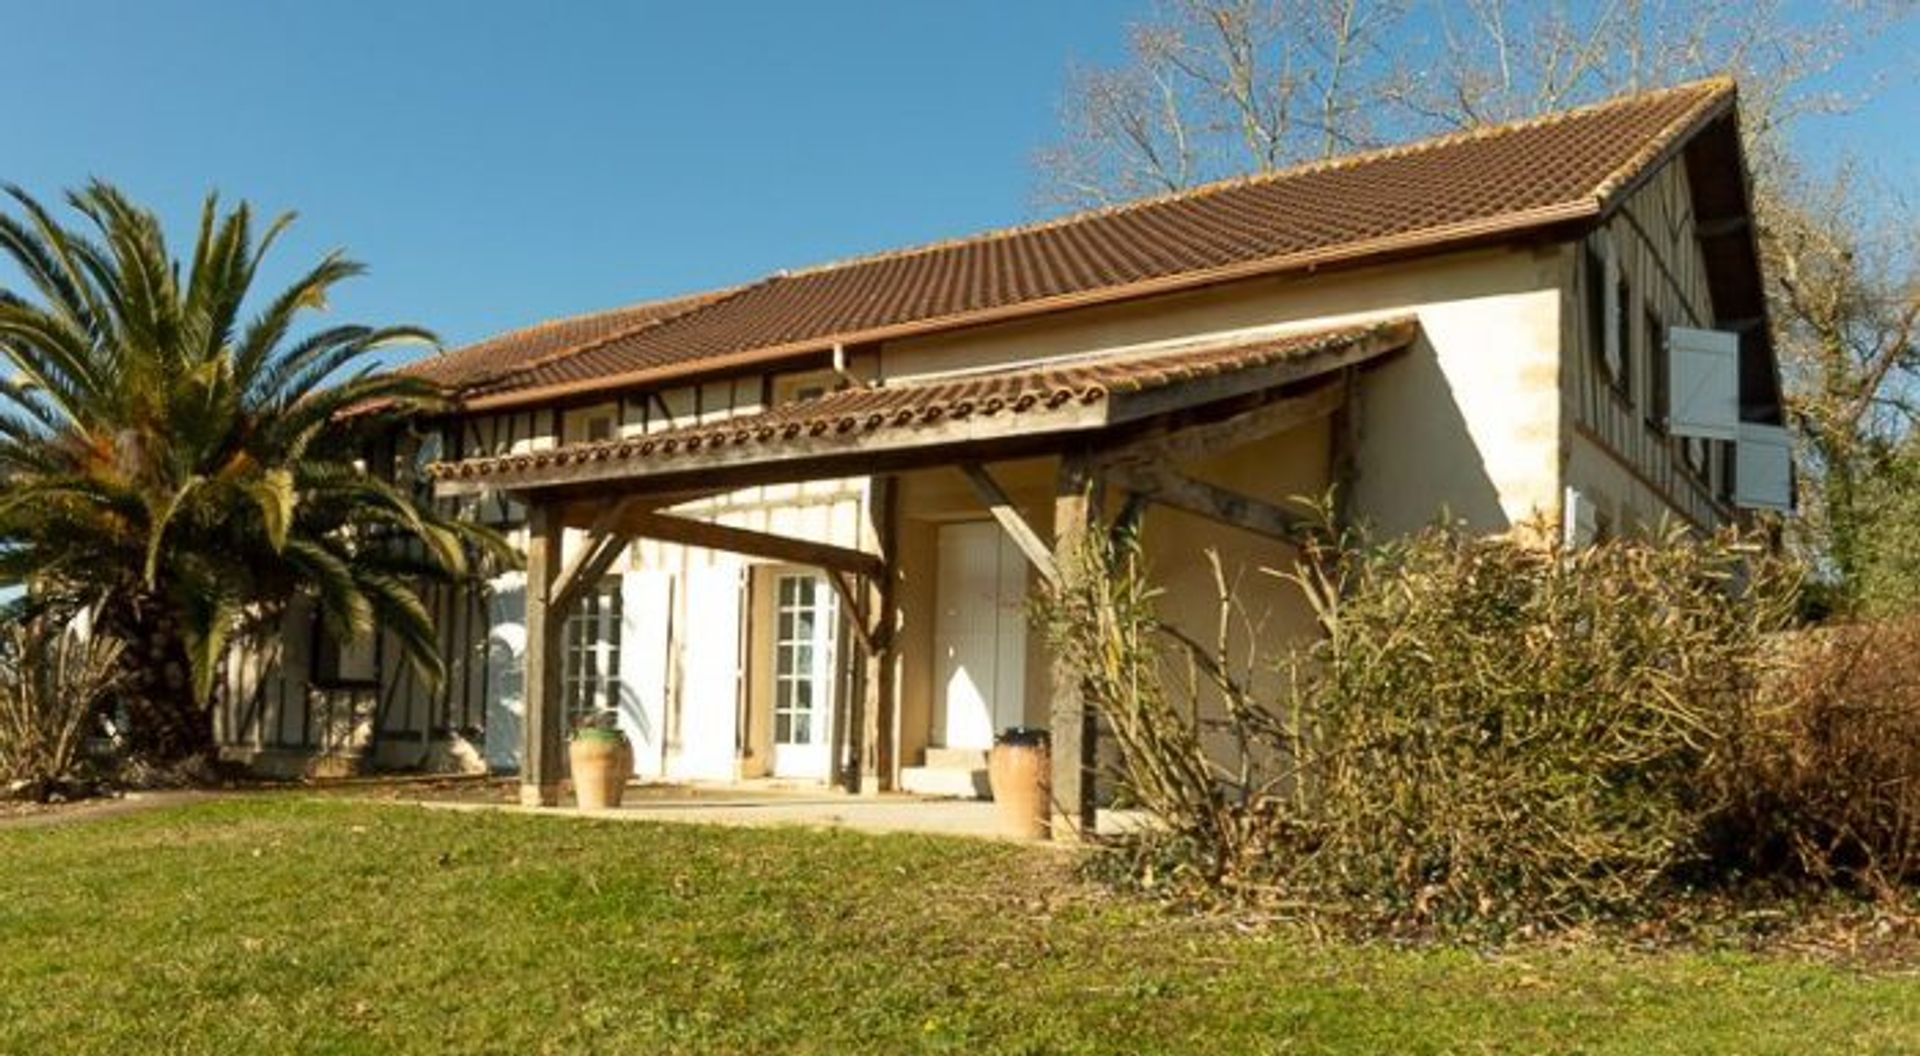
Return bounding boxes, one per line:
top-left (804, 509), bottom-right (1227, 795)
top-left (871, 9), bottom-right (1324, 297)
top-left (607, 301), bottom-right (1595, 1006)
top-left (1097, 380), bottom-right (1346, 469)
top-left (833, 578), bottom-right (862, 795)
top-left (1103, 461), bottom-right (1304, 543)
top-left (1696, 216), bottom-right (1750, 239)
top-left (826, 570), bottom-right (879, 656)
top-left (551, 497), bottom-right (642, 616)
top-left (431, 397), bottom-right (1110, 498)
top-left (520, 503), bottom-right (566, 807)
top-left (616, 509), bottom-right (885, 581)
top-left (1327, 369), bottom-right (1360, 529)
top-left (556, 487), bottom-right (730, 528)
top-left (959, 462), bottom-right (1061, 586)
top-left (865, 475), bottom-right (899, 792)
top-left (1050, 453), bottom-right (1100, 840)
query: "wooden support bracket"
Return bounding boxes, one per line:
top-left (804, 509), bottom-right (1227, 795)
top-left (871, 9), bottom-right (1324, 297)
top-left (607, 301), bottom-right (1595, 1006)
top-left (1102, 461), bottom-right (1304, 543)
top-left (551, 497), bottom-right (643, 615)
top-left (1099, 380), bottom-right (1346, 469)
top-left (959, 462), bottom-right (1061, 586)
top-left (615, 508), bottom-right (885, 581)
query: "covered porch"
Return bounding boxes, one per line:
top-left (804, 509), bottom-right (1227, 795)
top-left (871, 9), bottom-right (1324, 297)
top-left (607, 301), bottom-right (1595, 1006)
top-left (430, 317), bottom-right (1414, 837)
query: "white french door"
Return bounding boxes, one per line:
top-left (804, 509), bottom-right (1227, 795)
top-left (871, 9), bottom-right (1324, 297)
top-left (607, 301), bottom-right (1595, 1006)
top-left (770, 572), bottom-right (836, 779)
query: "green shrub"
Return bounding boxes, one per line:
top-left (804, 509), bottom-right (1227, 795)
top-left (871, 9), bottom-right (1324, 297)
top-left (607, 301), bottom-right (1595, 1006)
top-left (1044, 515), bottom-right (1803, 938)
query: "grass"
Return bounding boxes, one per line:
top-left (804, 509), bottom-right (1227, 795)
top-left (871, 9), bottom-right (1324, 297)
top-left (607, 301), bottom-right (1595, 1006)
top-left (2, 798), bottom-right (1917, 1054)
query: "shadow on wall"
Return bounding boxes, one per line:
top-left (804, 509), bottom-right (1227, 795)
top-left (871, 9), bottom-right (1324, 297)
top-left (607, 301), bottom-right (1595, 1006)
top-left (483, 578), bottom-right (527, 771)
top-left (1350, 335), bottom-right (1509, 537)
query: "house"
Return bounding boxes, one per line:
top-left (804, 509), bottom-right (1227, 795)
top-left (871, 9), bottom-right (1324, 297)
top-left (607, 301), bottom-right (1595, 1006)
top-left (214, 78), bottom-right (1791, 829)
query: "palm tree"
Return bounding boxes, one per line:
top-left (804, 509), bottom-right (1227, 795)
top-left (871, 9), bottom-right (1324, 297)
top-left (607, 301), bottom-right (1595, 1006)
top-left (0, 182), bottom-right (509, 762)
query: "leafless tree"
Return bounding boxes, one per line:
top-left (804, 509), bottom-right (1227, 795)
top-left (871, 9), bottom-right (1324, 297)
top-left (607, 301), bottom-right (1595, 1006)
top-left (1035, 0), bottom-right (1409, 206)
top-left (1759, 166), bottom-right (1920, 598)
top-left (1036, 0), bottom-right (1908, 207)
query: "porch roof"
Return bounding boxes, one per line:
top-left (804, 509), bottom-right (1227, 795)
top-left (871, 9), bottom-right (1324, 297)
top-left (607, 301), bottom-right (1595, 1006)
top-left (429, 316), bottom-right (1417, 497)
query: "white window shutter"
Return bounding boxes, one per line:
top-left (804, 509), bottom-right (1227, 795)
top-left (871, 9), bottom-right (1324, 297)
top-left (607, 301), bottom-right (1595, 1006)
top-left (1563, 486), bottom-right (1599, 547)
top-left (1734, 423), bottom-right (1794, 512)
top-left (1667, 326), bottom-right (1739, 440)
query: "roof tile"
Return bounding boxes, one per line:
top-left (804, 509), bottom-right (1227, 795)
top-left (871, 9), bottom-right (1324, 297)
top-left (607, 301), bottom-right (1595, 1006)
top-left (431, 80), bottom-right (1733, 408)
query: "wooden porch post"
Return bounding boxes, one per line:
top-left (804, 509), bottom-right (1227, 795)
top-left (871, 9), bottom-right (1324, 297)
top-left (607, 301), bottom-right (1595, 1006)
top-left (520, 502), bottom-right (567, 807)
top-left (1050, 452), bottom-right (1100, 838)
top-left (861, 475), bottom-right (899, 793)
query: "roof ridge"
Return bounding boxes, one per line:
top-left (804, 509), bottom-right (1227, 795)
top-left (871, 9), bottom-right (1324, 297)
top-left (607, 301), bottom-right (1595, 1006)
top-left (1590, 77), bottom-right (1737, 206)
top-left (775, 77), bottom-right (1734, 282)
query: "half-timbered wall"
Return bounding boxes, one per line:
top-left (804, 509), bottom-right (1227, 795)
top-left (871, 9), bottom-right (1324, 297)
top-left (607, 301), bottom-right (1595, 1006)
top-left (218, 366), bottom-right (867, 774)
top-left (1563, 158), bottom-right (1737, 533)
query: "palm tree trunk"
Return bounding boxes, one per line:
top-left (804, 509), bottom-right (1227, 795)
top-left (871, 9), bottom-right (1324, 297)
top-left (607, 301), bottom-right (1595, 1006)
top-left (102, 596), bottom-right (216, 764)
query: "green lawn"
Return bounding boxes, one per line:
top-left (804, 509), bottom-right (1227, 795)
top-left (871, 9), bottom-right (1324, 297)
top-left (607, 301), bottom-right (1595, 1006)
top-left (1, 799), bottom-right (1916, 1055)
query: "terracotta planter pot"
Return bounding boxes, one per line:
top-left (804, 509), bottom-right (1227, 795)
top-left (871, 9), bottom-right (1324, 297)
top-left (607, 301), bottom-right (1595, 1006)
top-left (988, 728), bottom-right (1052, 840)
top-left (569, 734), bottom-right (632, 810)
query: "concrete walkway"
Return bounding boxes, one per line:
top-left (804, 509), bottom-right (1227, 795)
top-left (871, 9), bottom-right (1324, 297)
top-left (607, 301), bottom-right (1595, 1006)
top-left (381, 786), bottom-right (1143, 843)
top-left (0, 789), bottom-right (220, 829)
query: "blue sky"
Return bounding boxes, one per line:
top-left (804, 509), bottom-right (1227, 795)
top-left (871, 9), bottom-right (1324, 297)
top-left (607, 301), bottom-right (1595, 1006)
top-left (2, 1), bottom-right (1913, 361)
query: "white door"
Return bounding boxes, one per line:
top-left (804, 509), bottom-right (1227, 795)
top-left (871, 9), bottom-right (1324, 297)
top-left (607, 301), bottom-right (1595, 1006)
top-left (618, 570), bottom-right (673, 778)
top-left (674, 563), bottom-right (743, 780)
top-left (770, 572), bottom-right (836, 779)
top-left (936, 521), bottom-right (1029, 750)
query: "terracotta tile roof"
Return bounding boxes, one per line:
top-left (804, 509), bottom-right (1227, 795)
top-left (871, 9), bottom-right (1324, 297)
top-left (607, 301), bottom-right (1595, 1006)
top-left (400, 288), bottom-right (737, 393)
top-left (430, 317), bottom-right (1416, 490)
top-left (436, 78), bottom-right (1735, 410)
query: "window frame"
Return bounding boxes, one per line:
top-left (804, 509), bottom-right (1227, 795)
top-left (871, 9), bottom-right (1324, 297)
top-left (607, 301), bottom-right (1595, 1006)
top-left (562, 576), bottom-right (624, 726)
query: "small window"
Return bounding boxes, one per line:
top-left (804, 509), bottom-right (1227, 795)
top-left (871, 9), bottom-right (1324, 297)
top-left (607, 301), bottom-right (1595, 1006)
top-left (1686, 436), bottom-right (1710, 478)
top-left (1585, 246), bottom-right (1609, 378)
top-left (776, 369), bottom-right (841, 406)
top-left (1612, 277), bottom-right (1633, 399)
top-left (1644, 307), bottom-right (1669, 432)
top-left (584, 415), bottom-right (614, 443)
top-left (314, 624), bottom-right (377, 687)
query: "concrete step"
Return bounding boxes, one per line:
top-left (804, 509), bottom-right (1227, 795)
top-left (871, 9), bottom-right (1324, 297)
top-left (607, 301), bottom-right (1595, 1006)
top-left (923, 747), bottom-right (990, 770)
top-left (900, 765), bottom-right (990, 800)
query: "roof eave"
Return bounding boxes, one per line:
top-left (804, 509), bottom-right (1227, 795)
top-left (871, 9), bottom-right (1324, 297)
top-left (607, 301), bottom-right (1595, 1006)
top-left (430, 318), bottom-right (1418, 497)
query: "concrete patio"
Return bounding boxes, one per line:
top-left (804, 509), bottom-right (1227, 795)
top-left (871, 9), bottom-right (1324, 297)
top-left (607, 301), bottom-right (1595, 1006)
top-left (354, 781), bottom-right (1141, 842)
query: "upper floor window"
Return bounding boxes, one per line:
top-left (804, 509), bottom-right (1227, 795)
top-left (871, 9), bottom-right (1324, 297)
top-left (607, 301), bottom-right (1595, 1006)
top-left (1585, 245), bottom-right (1609, 377)
top-left (562, 402), bottom-right (618, 445)
top-left (1644, 306), bottom-right (1669, 433)
top-left (1612, 276), bottom-right (1633, 399)
top-left (775, 369), bottom-right (841, 406)
top-left (1585, 242), bottom-right (1630, 399)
